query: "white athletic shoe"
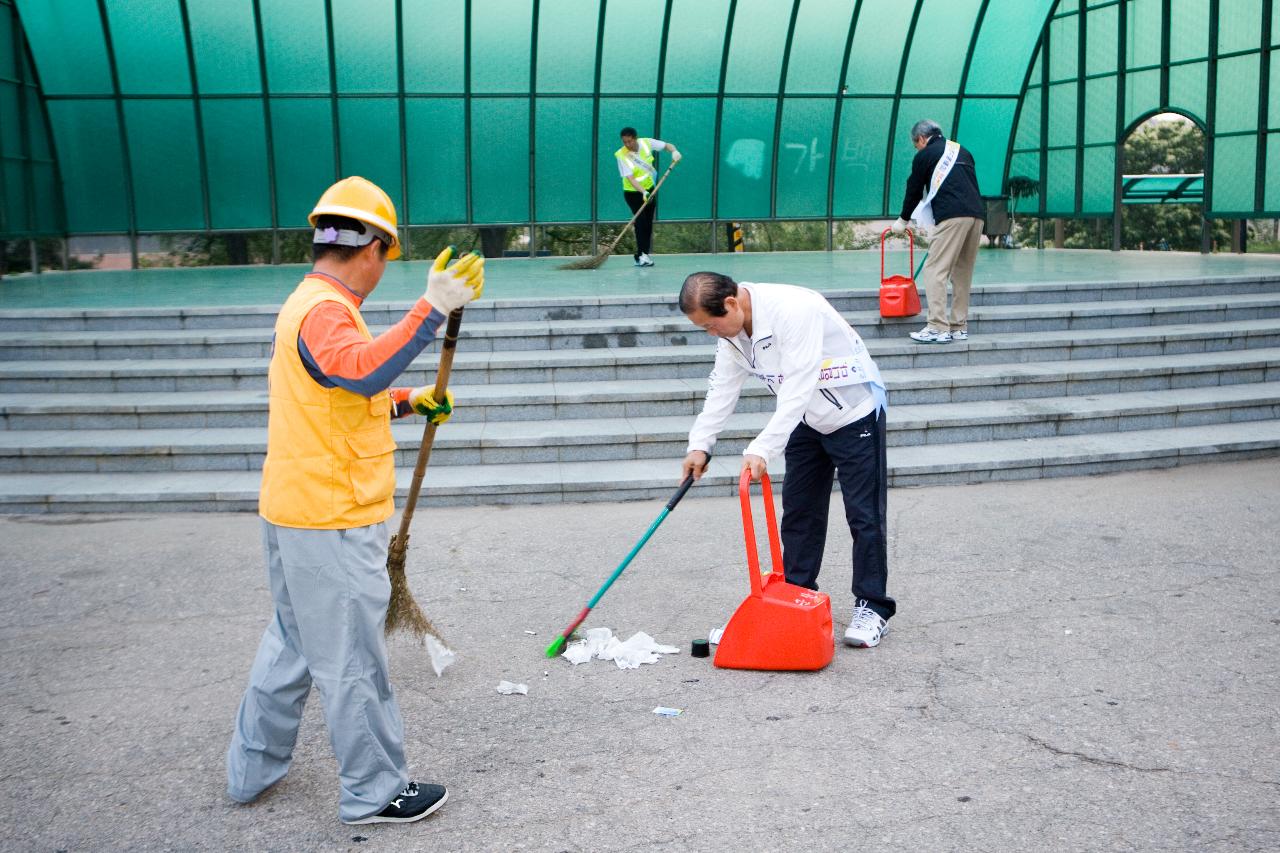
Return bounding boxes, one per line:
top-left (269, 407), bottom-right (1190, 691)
top-left (843, 602), bottom-right (888, 648)
top-left (638, 253), bottom-right (654, 267)
top-left (951, 329), bottom-right (968, 341)
top-left (910, 326), bottom-right (951, 344)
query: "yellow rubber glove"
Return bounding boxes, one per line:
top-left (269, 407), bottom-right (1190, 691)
top-left (409, 385), bottom-right (455, 425)
top-left (425, 246), bottom-right (485, 314)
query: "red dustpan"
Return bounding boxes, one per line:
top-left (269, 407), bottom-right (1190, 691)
top-left (878, 227), bottom-right (922, 318)
top-left (714, 470), bottom-right (834, 671)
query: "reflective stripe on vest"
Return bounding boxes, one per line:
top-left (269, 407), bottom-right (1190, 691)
top-left (616, 138), bottom-right (656, 191)
top-left (258, 277), bottom-right (397, 529)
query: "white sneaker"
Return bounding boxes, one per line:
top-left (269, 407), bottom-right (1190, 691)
top-left (909, 326), bottom-right (951, 344)
top-left (843, 602), bottom-right (888, 648)
top-left (951, 329), bottom-right (968, 341)
top-left (638, 253), bottom-right (654, 267)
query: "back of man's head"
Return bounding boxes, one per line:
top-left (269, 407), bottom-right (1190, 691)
top-left (311, 214), bottom-right (387, 264)
top-left (910, 119), bottom-right (943, 144)
top-left (679, 272), bottom-right (738, 317)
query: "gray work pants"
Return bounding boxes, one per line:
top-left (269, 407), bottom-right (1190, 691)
top-left (922, 215), bottom-right (984, 332)
top-left (226, 519), bottom-right (408, 823)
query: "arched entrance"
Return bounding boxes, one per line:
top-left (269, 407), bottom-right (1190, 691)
top-left (1114, 111), bottom-right (1218, 253)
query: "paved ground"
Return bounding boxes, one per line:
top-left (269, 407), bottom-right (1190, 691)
top-left (2, 460), bottom-right (1278, 852)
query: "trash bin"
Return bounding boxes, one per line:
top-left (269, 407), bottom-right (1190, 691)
top-left (982, 195), bottom-right (1011, 237)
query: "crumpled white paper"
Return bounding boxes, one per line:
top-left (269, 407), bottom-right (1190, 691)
top-left (425, 635), bottom-right (456, 677)
top-left (496, 680), bottom-right (528, 695)
top-left (561, 627), bottom-right (680, 670)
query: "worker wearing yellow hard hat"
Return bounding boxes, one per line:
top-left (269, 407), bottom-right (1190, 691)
top-left (227, 176), bottom-right (481, 826)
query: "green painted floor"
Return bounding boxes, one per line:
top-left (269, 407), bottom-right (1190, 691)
top-left (1, 248), bottom-right (1277, 309)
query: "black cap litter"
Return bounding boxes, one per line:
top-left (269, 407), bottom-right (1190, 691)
top-left (691, 638), bottom-right (710, 658)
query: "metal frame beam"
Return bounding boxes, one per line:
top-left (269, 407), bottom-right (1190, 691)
top-left (710, 0), bottom-right (739, 250)
top-left (1202, 0), bottom-right (1218, 251)
top-left (177, 0), bottom-right (212, 234)
top-left (249, 0), bottom-right (279, 262)
top-left (527, 0), bottom-right (540, 258)
top-left (1254, 0), bottom-right (1271, 213)
top-left (588, 0), bottom-right (607, 255)
top-left (323, 0), bottom-right (341, 180)
top-left (395, 0), bottom-right (409, 258)
top-left (825, 0), bottom-right (863, 249)
top-left (768, 0), bottom-right (802, 219)
top-left (951, 0), bottom-right (991, 142)
top-left (95, 0), bottom-right (138, 267)
top-left (882, 0), bottom-right (924, 217)
top-left (1112, 0), bottom-right (1127, 250)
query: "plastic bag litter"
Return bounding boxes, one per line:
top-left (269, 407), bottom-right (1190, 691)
top-left (426, 635), bottom-right (456, 677)
top-left (561, 628), bottom-right (680, 670)
top-left (496, 681), bottom-right (528, 695)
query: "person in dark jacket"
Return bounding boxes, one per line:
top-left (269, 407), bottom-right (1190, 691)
top-left (892, 119), bottom-right (985, 344)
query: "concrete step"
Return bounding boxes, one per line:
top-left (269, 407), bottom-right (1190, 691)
top-left (1, 420), bottom-right (1276, 512)
top-left (3, 293), bottom-right (1279, 360)
top-left (4, 333), bottom-right (1278, 395)
top-left (4, 383), bottom-right (1277, 473)
top-left (2, 275), bottom-right (1275, 331)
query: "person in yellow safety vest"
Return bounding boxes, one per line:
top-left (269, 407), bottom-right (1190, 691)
top-left (226, 176), bottom-right (483, 827)
top-left (616, 126), bottom-right (681, 267)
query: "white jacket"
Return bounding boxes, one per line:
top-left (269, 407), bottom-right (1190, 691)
top-left (686, 282), bottom-right (886, 462)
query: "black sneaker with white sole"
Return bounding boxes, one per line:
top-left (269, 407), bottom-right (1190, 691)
top-left (343, 782), bottom-right (448, 825)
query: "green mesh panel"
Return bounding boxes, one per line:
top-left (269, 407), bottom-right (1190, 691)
top-left (187, 0), bottom-right (261, 95)
top-left (1045, 148), bottom-right (1076, 214)
top-left (1168, 61), bottom-right (1207, 125)
top-left (332, 0), bottom-right (396, 94)
top-left (901, 0), bottom-right (982, 95)
top-left (0, 7), bottom-right (12, 80)
top-left (1169, 0), bottom-right (1209, 62)
top-left (776, 99), bottom-right (835, 217)
top-left (103, 0), bottom-right (190, 95)
top-left (0, 85), bottom-right (19, 155)
top-left (656, 97), bottom-right (715, 220)
top-left (599, 0), bottom-right (663, 94)
top-left (1215, 55), bottom-right (1260, 133)
top-left (717, 97), bottom-right (774, 219)
top-left (32, 162), bottom-right (59, 232)
top-left (405, 98), bottom-right (465, 224)
top-left (1211, 135), bottom-right (1256, 211)
top-left (270, 98), bottom-right (334, 226)
top-left (124, 100), bottom-right (202, 230)
top-left (260, 0), bottom-right (329, 94)
top-left (596, 98), bottom-right (654, 218)
top-left (1084, 76), bottom-right (1117, 145)
top-left (833, 98), bottom-right (893, 217)
top-left (3, 161), bottom-right (26, 232)
top-left (338, 99), bottom-right (401, 210)
top-left (45, 100), bottom-right (126, 232)
top-left (1217, 0), bottom-right (1261, 54)
top-left (1124, 68), bottom-right (1161, 129)
top-left (471, 0), bottom-right (532, 94)
top-left (536, 0), bottom-right (600, 93)
top-left (1085, 4), bottom-right (1118, 76)
top-left (957, 98), bottom-right (1017, 195)
top-left (1048, 82), bottom-right (1078, 147)
top-left (471, 98), bottom-right (529, 222)
top-left (1271, 51), bottom-right (1280, 129)
top-left (1049, 13), bottom-right (1079, 82)
top-left (1081, 145), bottom-right (1115, 214)
top-left (403, 1), bottom-right (464, 92)
top-left (784, 0), bottom-right (853, 94)
top-left (722, 0), bottom-right (789, 94)
top-left (534, 98), bottom-right (592, 222)
top-left (16, 0), bottom-right (112, 95)
top-left (844, 0), bottom-right (910, 94)
top-left (966, 0), bottom-right (1056, 94)
top-left (202, 100), bottom-right (270, 230)
top-left (1014, 85), bottom-right (1042, 151)
top-left (1008, 152), bottom-right (1041, 200)
top-left (1127, 0), bottom-right (1163, 68)
top-left (1267, 133), bottom-right (1280, 210)
top-left (664, 0), bottom-right (730, 94)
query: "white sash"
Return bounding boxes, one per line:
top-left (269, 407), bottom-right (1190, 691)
top-left (911, 138), bottom-right (961, 228)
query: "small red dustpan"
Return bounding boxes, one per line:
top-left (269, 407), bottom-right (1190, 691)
top-left (714, 470), bottom-right (834, 671)
top-left (878, 227), bottom-right (922, 318)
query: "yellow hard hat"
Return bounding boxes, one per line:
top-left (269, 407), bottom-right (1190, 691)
top-left (308, 176), bottom-right (401, 260)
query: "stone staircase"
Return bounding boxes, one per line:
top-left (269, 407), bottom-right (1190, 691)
top-left (1, 274), bottom-right (1279, 513)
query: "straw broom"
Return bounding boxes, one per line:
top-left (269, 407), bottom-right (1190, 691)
top-left (384, 306), bottom-right (465, 643)
top-left (558, 161), bottom-right (678, 270)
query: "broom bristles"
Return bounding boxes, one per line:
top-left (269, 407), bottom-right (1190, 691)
top-left (386, 566), bottom-right (447, 643)
top-left (557, 249), bottom-right (612, 271)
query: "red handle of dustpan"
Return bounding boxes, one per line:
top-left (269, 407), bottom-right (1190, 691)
top-left (879, 227), bottom-right (915, 284)
top-left (739, 470), bottom-right (784, 599)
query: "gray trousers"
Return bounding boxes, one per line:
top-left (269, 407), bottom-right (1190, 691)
top-left (226, 519), bottom-right (408, 823)
top-left (922, 215), bottom-right (984, 332)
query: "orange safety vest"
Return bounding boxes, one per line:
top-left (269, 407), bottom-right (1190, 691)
top-left (258, 277), bottom-right (397, 529)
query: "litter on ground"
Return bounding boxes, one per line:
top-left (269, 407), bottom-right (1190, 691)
top-left (561, 627), bottom-right (680, 669)
top-left (496, 681), bottom-right (529, 695)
